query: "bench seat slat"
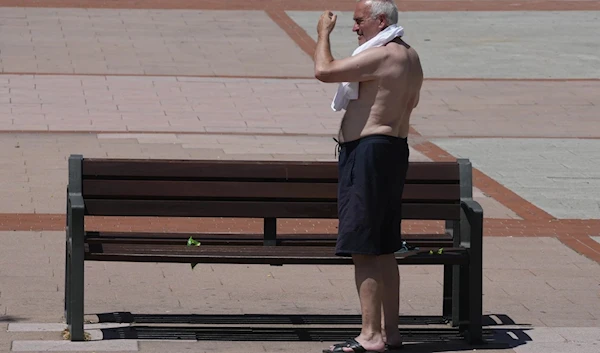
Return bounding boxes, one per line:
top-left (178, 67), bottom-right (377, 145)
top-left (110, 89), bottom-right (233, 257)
top-left (85, 231), bottom-right (453, 247)
top-left (82, 180), bottom-right (460, 201)
top-left (83, 200), bottom-right (460, 220)
top-left (86, 231), bottom-right (452, 240)
top-left (82, 159), bottom-right (460, 182)
top-left (85, 244), bottom-right (468, 265)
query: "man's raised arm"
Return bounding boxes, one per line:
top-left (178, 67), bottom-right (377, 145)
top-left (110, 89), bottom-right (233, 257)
top-left (313, 11), bottom-right (386, 83)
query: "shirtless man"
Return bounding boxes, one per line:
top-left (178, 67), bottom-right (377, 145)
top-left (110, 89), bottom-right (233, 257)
top-left (314, 1), bottom-right (423, 352)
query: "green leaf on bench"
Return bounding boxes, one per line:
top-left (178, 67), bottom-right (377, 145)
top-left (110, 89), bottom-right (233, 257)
top-left (187, 237), bottom-right (201, 270)
top-left (187, 236), bottom-right (201, 247)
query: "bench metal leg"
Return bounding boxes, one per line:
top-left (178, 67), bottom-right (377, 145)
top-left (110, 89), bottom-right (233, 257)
top-left (445, 218), bottom-right (460, 326)
top-left (458, 260), bottom-right (483, 343)
top-left (67, 208), bottom-right (85, 341)
top-left (66, 154), bottom-right (86, 341)
top-left (66, 204), bottom-right (85, 339)
top-left (68, 247), bottom-right (84, 341)
top-left (451, 265), bottom-right (461, 327)
top-left (467, 258), bottom-right (483, 343)
top-left (442, 265), bottom-right (453, 322)
top-left (458, 263), bottom-right (470, 334)
top-left (264, 218), bottom-right (277, 246)
top-left (64, 227), bottom-right (71, 324)
top-left (459, 199), bottom-right (484, 344)
top-left (467, 233), bottom-right (483, 343)
top-left (64, 189), bottom-right (70, 322)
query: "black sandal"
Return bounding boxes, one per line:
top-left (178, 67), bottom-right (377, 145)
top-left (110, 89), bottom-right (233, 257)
top-left (322, 338), bottom-right (384, 353)
top-left (395, 241), bottom-right (419, 254)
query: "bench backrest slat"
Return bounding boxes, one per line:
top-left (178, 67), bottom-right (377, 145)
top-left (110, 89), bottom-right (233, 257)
top-left (82, 180), bottom-right (459, 202)
top-left (81, 159), bottom-right (460, 182)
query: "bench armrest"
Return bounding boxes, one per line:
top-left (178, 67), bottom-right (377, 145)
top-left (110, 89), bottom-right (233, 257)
top-left (68, 193), bottom-right (85, 210)
top-left (459, 199), bottom-right (483, 250)
top-left (461, 199), bottom-right (483, 224)
top-left (67, 192), bottom-right (85, 247)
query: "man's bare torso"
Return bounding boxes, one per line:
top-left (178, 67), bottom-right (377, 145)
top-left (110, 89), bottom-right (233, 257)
top-left (338, 38), bottom-right (423, 143)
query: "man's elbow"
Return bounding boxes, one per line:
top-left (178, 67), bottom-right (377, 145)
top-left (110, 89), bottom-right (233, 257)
top-left (315, 67), bottom-right (331, 82)
top-left (314, 69), bottom-right (336, 83)
top-left (413, 92), bottom-right (420, 108)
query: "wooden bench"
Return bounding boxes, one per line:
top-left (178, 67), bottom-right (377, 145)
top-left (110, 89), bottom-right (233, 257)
top-left (64, 155), bottom-right (483, 343)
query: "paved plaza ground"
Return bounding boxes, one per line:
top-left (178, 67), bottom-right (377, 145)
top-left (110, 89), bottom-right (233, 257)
top-left (0, 0), bottom-right (599, 352)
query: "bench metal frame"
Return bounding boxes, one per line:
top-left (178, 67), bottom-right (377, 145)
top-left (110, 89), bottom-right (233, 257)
top-left (64, 154), bottom-right (483, 343)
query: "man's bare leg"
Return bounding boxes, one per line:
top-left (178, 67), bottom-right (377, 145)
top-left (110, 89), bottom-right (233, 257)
top-left (378, 254), bottom-right (403, 348)
top-left (329, 254), bottom-right (386, 352)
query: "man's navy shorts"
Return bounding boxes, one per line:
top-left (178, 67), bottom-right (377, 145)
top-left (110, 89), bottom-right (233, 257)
top-left (336, 134), bottom-right (409, 257)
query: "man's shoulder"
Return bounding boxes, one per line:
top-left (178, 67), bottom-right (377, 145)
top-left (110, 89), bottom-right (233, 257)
top-left (385, 40), bottom-right (421, 67)
top-left (356, 45), bottom-right (390, 59)
top-left (385, 38), bottom-right (418, 54)
top-left (349, 46), bottom-right (392, 73)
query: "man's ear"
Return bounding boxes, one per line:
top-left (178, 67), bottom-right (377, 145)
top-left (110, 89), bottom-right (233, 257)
top-left (378, 15), bottom-right (387, 29)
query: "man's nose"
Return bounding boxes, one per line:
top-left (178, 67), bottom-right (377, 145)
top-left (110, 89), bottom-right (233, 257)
top-left (352, 23), bottom-right (359, 32)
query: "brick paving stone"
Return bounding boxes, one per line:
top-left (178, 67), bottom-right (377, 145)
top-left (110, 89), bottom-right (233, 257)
top-left (414, 80), bottom-right (600, 138)
top-left (1, 232), bottom-right (596, 335)
top-left (0, 8), bottom-right (314, 77)
top-left (11, 339), bottom-right (139, 351)
top-left (0, 132), bottom-right (515, 218)
top-left (5, 0), bottom-right (600, 11)
top-left (2, 75), bottom-right (340, 135)
top-left (6, 76), bottom-right (600, 141)
top-left (138, 341), bottom-right (271, 353)
top-left (553, 327), bottom-right (600, 342)
top-left (2, 1), bottom-right (600, 351)
top-left (287, 11), bottom-right (600, 79)
top-left (515, 342), bottom-right (600, 353)
top-left (432, 138), bottom-right (600, 219)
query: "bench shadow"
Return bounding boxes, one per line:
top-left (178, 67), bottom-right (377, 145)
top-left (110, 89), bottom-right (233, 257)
top-left (92, 312), bottom-right (532, 351)
top-left (95, 312), bottom-right (452, 325)
top-left (0, 315), bottom-right (22, 323)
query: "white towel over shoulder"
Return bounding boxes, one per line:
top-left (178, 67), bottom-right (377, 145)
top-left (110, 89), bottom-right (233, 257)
top-left (330, 24), bottom-right (404, 112)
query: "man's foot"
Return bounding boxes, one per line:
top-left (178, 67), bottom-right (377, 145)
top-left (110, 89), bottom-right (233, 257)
top-left (323, 338), bottom-right (386, 353)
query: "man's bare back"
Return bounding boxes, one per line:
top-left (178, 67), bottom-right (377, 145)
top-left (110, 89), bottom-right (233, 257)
top-left (339, 38), bottom-right (423, 143)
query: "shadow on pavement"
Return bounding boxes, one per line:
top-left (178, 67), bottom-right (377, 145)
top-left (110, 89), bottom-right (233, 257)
top-left (95, 312), bottom-right (450, 325)
top-left (0, 316), bottom-right (22, 323)
top-left (90, 312), bottom-right (533, 350)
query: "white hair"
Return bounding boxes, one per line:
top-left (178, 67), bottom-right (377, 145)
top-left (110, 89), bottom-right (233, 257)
top-left (362, 0), bottom-right (399, 25)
